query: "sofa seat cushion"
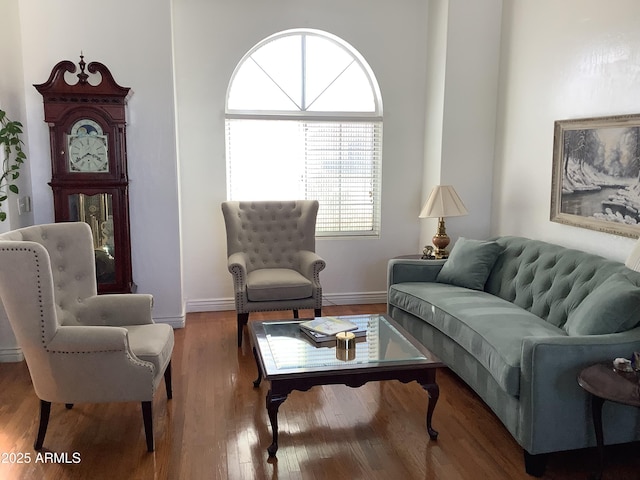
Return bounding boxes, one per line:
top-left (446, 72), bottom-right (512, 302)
top-left (247, 268), bottom-right (312, 301)
top-left (389, 282), bottom-right (566, 396)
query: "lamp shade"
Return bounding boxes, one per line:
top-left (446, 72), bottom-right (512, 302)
top-left (419, 185), bottom-right (469, 218)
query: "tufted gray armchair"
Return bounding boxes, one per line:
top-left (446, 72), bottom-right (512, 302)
top-left (221, 200), bottom-right (326, 346)
top-left (0, 222), bottom-right (173, 452)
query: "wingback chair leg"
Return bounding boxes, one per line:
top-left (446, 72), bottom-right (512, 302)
top-left (141, 401), bottom-right (154, 452)
top-left (34, 400), bottom-right (51, 450)
top-left (164, 361), bottom-right (173, 400)
top-left (237, 313), bottom-right (249, 347)
top-left (314, 308), bottom-right (321, 318)
top-left (293, 309), bottom-right (299, 319)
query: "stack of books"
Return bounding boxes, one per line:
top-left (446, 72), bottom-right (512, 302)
top-left (299, 316), bottom-right (367, 345)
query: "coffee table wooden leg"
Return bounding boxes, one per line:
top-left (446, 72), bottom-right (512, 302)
top-left (266, 389), bottom-right (287, 456)
top-left (418, 370), bottom-right (439, 440)
top-left (252, 347), bottom-right (263, 387)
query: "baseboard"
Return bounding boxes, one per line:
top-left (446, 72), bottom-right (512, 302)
top-left (153, 314), bottom-right (186, 329)
top-left (0, 347), bottom-right (24, 363)
top-left (186, 291), bottom-right (388, 313)
top-left (322, 291), bottom-right (387, 305)
top-left (187, 298), bottom-right (236, 312)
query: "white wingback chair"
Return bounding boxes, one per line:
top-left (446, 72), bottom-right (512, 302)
top-left (221, 200), bottom-right (326, 346)
top-left (0, 222), bottom-right (173, 452)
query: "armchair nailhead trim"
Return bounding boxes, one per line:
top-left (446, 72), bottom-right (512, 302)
top-left (0, 247), bottom-right (47, 346)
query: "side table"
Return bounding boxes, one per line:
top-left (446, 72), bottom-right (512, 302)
top-left (577, 363), bottom-right (640, 480)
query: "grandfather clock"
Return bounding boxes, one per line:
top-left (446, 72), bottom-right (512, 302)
top-left (35, 55), bottom-right (134, 293)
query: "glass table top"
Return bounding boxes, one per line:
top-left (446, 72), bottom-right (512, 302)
top-left (251, 314), bottom-right (440, 377)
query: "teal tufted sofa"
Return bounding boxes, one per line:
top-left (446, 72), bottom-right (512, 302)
top-left (387, 236), bottom-right (640, 476)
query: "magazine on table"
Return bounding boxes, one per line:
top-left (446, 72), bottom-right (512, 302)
top-left (299, 316), bottom-right (358, 336)
top-left (300, 326), bottom-right (367, 345)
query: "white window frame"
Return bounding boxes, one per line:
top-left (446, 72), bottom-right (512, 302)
top-left (225, 28), bottom-right (383, 237)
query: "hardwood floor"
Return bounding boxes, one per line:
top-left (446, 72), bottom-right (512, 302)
top-left (1, 304), bottom-right (639, 479)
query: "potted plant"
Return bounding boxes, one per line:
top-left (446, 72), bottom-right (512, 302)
top-left (0, 109), bottom-right (26, 222)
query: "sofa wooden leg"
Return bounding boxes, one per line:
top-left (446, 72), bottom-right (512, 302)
top-left (293, 309), bottom-right (299, 319)
top-left (314, 308), bottom-right (321, 318)
top-left (524, 451), bottom-right (547, 477)
top-left (237, 313), bottom-right (249, 347)
top-left (141, 401), bottom-right (154, 452)
top-left (164, 361), bottom-right (173, 400)
top-left (65, 403), bottom-right (73, 409)
top-left (34, 400), bottom-right (51, 450)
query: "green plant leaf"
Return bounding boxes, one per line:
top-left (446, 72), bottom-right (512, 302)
top-left (0, 212), bottom-right (6, 222)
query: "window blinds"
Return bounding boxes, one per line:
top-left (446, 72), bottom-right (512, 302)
top-left (226, 118), bottom-right (382, 236)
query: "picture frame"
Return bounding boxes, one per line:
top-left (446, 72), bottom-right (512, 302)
top-left (550, 114), bottom-right (640, 238)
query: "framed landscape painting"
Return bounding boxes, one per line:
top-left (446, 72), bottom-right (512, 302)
top-left (550, 114), bottom-right (640, 238)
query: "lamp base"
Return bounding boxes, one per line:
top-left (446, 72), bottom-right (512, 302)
top-left (432, 217), bottom-right (450, 259)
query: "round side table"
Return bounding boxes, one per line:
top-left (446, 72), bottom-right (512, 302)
top-left (577, 363), bottom-right (640, 480)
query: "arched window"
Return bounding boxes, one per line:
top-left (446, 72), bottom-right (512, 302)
top-left (225, 29), bottom-right (383, 236)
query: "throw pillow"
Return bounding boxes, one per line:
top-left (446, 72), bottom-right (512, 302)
top-left (436, 237), bottom-right (502, 291)
top-left (564, 273), bottom-right (640, 335)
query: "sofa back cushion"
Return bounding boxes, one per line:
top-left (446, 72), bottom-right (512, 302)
top-left (485, 236), bottom-right (640, 329)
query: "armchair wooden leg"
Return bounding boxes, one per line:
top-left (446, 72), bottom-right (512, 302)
top-left (164, 361), bottom-right (173, 400)
top-left (314, 308), bottom-right (321, 318)
top-left (65, 403), bottom-right (74, 409)
top-left (293, 309), bottom-right (299, 319)
top-left (141, 401), bottom-right (154, 452)
top-left (34, 400), bottom-right (51, 450)
top-left (237, 313), bottom-right (249, 347)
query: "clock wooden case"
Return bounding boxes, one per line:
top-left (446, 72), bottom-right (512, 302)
top-left (35, 56), bottom-right (134, 293)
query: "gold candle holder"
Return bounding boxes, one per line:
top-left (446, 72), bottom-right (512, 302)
top-left (336, 331), bottom-right (356, 361)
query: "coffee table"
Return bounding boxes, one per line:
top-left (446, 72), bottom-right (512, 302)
top-left (249, 313), bottom-right (444, 456)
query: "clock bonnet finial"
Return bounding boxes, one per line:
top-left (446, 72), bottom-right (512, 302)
top-left (77, 53), bottom-right (89, 84)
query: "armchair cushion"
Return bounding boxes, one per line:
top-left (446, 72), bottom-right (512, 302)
top-left (247, 268), bottom-right (312, 301)
top-left (126, 323), bottom-right (174, 373)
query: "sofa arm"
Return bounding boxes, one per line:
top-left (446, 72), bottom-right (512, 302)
top-left (518, 328), bottom-right (640, 454)
top-left (387, 258), bottom-right (446, 287)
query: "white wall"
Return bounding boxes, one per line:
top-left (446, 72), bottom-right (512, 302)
top-left (173, 0), bottom-right (432, 309)
top-left (0, 0), bottom-right (32, 234)
top-left (493, 0), bottom-right (640, 261)
top-left (18, 0), bottom-right (185, 326)
top-left (420, 0), bottom-right (502, 250)
top-left (0, 0), bottom-right (27, 361)
top-left (13, 0), bottom-right (638, 326)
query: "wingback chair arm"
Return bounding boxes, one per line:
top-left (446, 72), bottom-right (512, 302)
top-left (47, 325), bottom-right (129, 353)
top-left (75, 294), bottom-right (154, 327)
top-left (228, 252), bottom-right (248, 286)
top-left (297, 250), bottom-right (326, 283)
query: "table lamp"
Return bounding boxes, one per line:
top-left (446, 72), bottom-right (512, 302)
top-left (419, 185), bottom-right (468, 259)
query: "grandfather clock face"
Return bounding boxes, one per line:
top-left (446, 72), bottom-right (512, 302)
top-left (35, 56), bottom-right (134, 294)
top-left (67, 119), bottom-right (109, 173)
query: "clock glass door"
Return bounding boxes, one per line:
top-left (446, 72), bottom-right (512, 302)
top-left (68, 193), bottom-right (116, 285)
